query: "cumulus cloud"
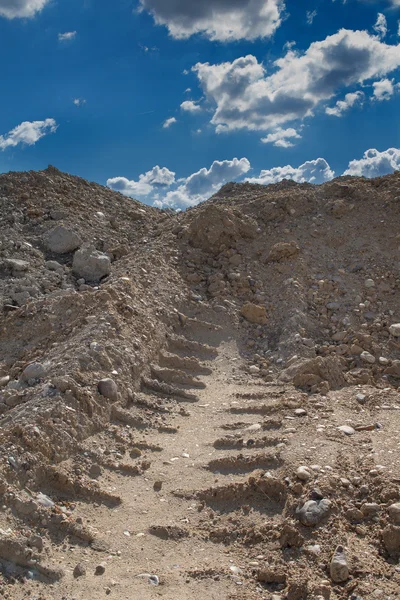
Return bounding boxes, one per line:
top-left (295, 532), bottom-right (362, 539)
top-left (326, 91), bottom-right (364, 116)
top-left (344, 147), bottom-right (400, 177)
top-left (261, 127), bottom-right (301, 148)
top-left (372, 78), bottom-right (395, 100)
top-left (0, 0), bottom-right (48, 18)
top-left (107, 166), bottom-right (176, 197)
top-left (373, 13), bottom-right (387, 39)
top-left (247, 158), bottom-right (334, 185)
top-left (59, 31), bottom-right (77, 42)
top-left (0, 119), bottom-right (57, 150)
top-left (138, 0), bottom-right (284, 42)
top-left (180, 100), bottom-right (202, 113)
top-left (159, 158), bottom-right (251, 209)
top-left (163, 117), bottom-right (177, 128)
top-left (192, 29), bottom-right (400, 133)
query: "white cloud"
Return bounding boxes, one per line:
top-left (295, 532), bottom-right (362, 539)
top-left (163, 117), bottom-right (177, 128)
top-left (0, 0), bottom-right (48, 18)
top-left (160, 158), bottom-right (251, 209)
top-left (107, 166), bottom-right (176, 197)
top-left (180, 100), bottom-right (202, 113)
top-left (306, 9), bottom-right (317, 25)
top-left (192, 29), bottom-right (400, 133)
top-left (58, 31), bottom-right (77, 42)
top-left (373, 13), bottom-right (387, 39)
top-left (372, 78), bottom-right (394, 100)
top-left (261, 127), bottom-right (301, 147)
top-left (247, 158), bottom-right (334, 185)
top-left (344, 147), bottom-right (400, 177)
top-left (0, 119), bottom-right (57, 150)
top-left (138, 0), bottom-right (284, 42)
top-left (73, 98), bottom-right (86, 107)
top-left (326, 90), bottom-right (364, 116)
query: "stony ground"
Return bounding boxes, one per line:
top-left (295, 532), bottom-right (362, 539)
top-left (0, 167), bottom-right (399, 600)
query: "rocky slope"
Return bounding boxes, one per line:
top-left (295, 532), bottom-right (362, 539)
top-left (0, 166), bottom-right (399, 600)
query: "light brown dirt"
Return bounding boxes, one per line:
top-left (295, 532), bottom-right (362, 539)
top-left (0, 167), bottom-right (399, 600)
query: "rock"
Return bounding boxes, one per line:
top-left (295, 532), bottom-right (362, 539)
top-left (382, 525), bottom-right (400, 556)
top-left (296, 466), bottom-right (313, 482)
top-left (249, 365), bottom-right (260, 374)
top-left (360, 351), bottom-right (375, 364)
top-left (389, 323), bottom-right (400, 337)
top-left (330, 545), bottom-right (350, 583)
top-left (338, 425), bottom-right (355, 436)
top-left (45, 260), bottom-right (63, 271)
top-left (388, 503), bottom-right (400, 525)
top-left (356, 393), bottom-right (367, 403)
top-left (97, 378), bottom-right (119, 401)
top-left (46, 225), bottom-right (82, 254)
top-left (364, 279), bottom-right (375, 288)
top-left (384, 361), bottom-right (400, 378)
top-left (89, 464), bottom-right (103, 479)
top-left (362, 503), bottom-right (381, 517)
top-left (3, 258), bottom-right (30, 273)
top-left (266, 241), bottom-right (300, 262)
top-left (294, 408), bottom-right (307, 416)
top-left (153, 481), bottom-right (163, 492)
top-left (257, 566), bottom-right (286, 584)
top-left (72, 247), bottom-right (111, 282)
top-left (73, 563), bottom-right (86, 578)
top-left (296, 499), bottom-right (331, 526)
top-left (21, 362), bottom-right (46, 382)
top-left (95, 563), bottom-right (106, 576)
top-left (240, 302), bottom-right (267, 325)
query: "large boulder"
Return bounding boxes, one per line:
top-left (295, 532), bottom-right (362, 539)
top-left (266, 241), bottom-right (300, 262)
top-left (72, 248), bottom-right (111, 282)
top-left (46, 225), bottom-right (82, 254)
top-left (183, 205), bottom-right (258, 254)
top-left (240, 302), bottom-right (267, 325)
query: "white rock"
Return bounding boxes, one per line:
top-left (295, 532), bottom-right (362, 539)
top-left (389, 324), bottom-right (400, 337)
top-left (338, 425), bottom-right (355, 436)
top-left (249, 365), bottom-right (260, 374)
top-left (72, 247), bottom-right (111, 282)
top-left (46, 225), bottom-right (82, 254)
top-left (364, 279), bottom-right (375, 288)
top-left (360, 351), bottom-right (375, 364)
top-left (296, 466), bottom-right (313, 481)
top-left (379, 357), bottom-right (389, 365)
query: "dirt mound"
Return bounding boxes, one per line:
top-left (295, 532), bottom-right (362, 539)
top-left (0, 166), bottom-right (399, 599)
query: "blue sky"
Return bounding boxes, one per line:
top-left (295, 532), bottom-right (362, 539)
top-left (1, 0), bottom-right (400, 208)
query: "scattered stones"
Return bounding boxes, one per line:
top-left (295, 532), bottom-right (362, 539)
top-left (240, 302), bottom-right (267, 325)
top-left (97, 378), bottom-right (119, 401)
top-left (72, 247), bottom-right (111, 282)
top-left (46, 225), bottom-right (82, 254)
top-left (296, 499), bottom-right (331, 526)
top-left (330, 545), bottom-right (350, 583)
